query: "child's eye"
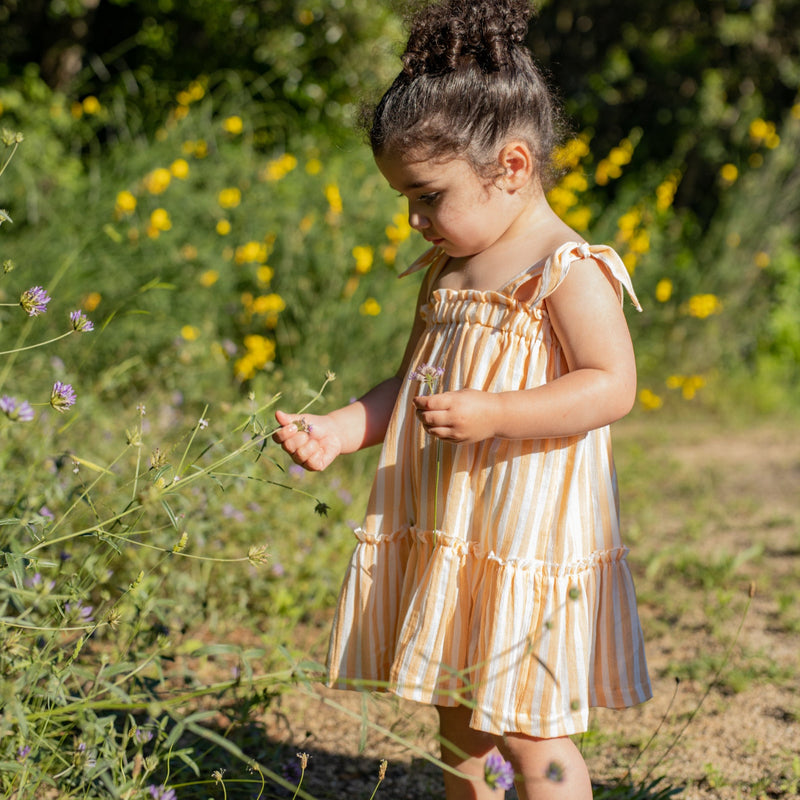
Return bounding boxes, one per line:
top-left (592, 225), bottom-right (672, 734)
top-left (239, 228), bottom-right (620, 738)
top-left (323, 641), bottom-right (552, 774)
top-left (419, 192), bottom-right (440, 205)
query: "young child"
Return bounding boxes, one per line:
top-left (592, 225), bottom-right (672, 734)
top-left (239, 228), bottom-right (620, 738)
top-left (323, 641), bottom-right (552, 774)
top-left (274, 1), bottom-right (652, 797)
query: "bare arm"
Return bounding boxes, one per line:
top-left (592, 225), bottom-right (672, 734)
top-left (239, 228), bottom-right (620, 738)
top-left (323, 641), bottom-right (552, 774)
top-left (273, 275), bottom-right (429, 470)
top-left (413, 258), bottom-right (637, 442)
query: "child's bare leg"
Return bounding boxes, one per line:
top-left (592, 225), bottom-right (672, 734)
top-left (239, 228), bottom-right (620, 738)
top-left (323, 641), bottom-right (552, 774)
top-left (494, 733), bottom-right (592, 800)
top-left (437, 705), bottom-right (505, 800)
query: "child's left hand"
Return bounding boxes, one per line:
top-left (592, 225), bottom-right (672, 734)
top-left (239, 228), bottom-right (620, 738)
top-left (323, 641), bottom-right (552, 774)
top-left (412, 389), bottom-right (494, 444)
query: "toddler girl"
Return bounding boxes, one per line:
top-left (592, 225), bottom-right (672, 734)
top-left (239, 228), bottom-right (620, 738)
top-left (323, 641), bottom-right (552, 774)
top-left (274, 1), bottom-right (651, 797)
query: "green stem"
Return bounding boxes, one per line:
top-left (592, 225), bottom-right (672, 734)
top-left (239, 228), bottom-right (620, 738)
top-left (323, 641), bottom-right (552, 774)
top-left (0, 330), bottom-right (73, 356)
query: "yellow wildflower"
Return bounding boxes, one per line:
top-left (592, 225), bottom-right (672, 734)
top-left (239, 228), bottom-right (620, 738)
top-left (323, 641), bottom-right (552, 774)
top-left (560, 171), bottom-right (588, 193)
top-left (218, 187), bottom-right (242, 209)
top-left (553, 136), bottom-right (591, 171)
top-left (181, 325), bottom-right (200, 341)
top-left (680, 375), bottom-right (706, 400)
top-left (193, 140), bottom-right (208, 159)
top-left (216, 219), bottom-right (231, 236)
top-left (251, 293), bottom-right (286, 315)
top-left (305, 158), bottom-right (322, 175)
top-left (666, 374), bottom-right (685, 390)
top-left (181, 244), bottom-right (198, 260)
top-left (385, 212), bottom-right (411, 244)
top-left (622, 251), bottom-right (638, 272)
top-left (170, 158), bottom-right (189, 179)
top-left (655, 171), bottom-right (681, 212)
top-left (82, 95), bottom-right (101, 115)
top-left (173, 104), bottom-right (189, 121)
top-left (687, 293), bottom-right (722, 319)
top-left (547, 186), bottom-right (578, 215)
top-left (754, 251), bottom-right (770, 269)
top-left (638, 389), bottom-right (663, 411)
top-left (188, 80), bottom-right (205, 101)
top-left (352, 245), bottom-right (374, 274)
top-left (257, 265), bottom-right (274, 284)
top-left (144, 168), bottom-right (172, 195)
top-left (564, 206), bottom-right (592, 231)
top-left (223, 115), bottom-right (243, 135)
top-left (719, 163), bottom-right (738, 185)
top-left (299, 214), bottom-right (314, 233)
top-left (655, 278), bottom-right (673, 303)
top-left (235, 241), bottom-right (268, 264)
top-left (71, 102), bottom-right (83, 119)
top-left (359, 297), bottom-right (381, 316)
top-left (115, 190), bottom-right (137, 217)
top-left (262, 153), bottom-right (298, 182)
top-left (726, 232), bottom-right (741, 248)
top-left (298, 8), bottom-right (314, 24)
top-left (792, 103), bottom-right (800, 120)
top-left (749, 117), bottom-right (769, 142)
top-left (629, 231), bottom-right (650, 255)
top-left (149, 208), bottom-right (172, 232)
top-left (176, 91), bottom-right (192, 106)
top-left (382, 245), bottom-right (397, 265)
top-left (83, 292), bottom-right (101, 312)
top-left (325, 183), bottom-right (343, 215)
top-left (199, 270), bottom-right (219, 287)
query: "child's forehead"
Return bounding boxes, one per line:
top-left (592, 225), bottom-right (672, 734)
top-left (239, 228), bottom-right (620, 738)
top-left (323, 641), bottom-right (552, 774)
top-left (375, 152), bottom-right (479, 189)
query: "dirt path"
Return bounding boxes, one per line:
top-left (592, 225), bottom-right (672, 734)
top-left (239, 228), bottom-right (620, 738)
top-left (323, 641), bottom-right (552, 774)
top-left (253, 417), bottom-right (800, 799)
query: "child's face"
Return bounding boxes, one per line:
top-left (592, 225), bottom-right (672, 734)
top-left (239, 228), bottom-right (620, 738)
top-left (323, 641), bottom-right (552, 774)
top-left (376, 152), bottom-right (513, 258)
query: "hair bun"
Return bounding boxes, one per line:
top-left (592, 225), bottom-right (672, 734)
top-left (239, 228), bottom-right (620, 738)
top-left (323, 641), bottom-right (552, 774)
top-left (402, 0), bottom-right (533, 77)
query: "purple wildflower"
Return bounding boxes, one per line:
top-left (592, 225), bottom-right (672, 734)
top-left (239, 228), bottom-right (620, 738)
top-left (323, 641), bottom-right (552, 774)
top-left (65, 600), bottom-right (94, 622)
top-left (409, 363), bottom-right (445, 394)
top-left (69, 310), bottom-right (94, 332)
top-left (19, 285), bottom-right (51, 316)
top-left (0, 395), bottom-right (35, 422)
top-left (16, 745), bottom-right (31, 762)
top-left (484, 752), bottom-right (515, 791)
top-left (148, 786), bottom-right (177, 800)
top-left (134, 728), bottom-right (154, 745)
top-left (50, 381), bottom-right (77, 413)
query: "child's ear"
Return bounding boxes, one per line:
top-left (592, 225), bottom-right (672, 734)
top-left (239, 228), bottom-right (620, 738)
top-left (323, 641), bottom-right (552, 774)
top-left (498, 141), bottom-right (534, 191)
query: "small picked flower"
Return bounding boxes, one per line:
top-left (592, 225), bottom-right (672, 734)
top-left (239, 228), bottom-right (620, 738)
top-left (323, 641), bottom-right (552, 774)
top-left (409, 363), bottom-right (445, 394)
top-left (0, 395), bottom-right (35, 422)
top-left (69, 310), bottom-right (94, 332)
top-left (50, 381), bottom-right (77, 413)
top-left (19, 285), bottom-right (51, 317)
top-left (484, 752), bottom-right (515, 791)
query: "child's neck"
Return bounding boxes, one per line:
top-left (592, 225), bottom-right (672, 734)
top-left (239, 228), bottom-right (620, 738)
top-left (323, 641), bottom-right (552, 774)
top-left (437, 193), bottom-right (580, 293)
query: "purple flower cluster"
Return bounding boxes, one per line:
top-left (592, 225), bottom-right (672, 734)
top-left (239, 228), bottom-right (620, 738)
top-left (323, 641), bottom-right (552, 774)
top-left (484, 752), bottom-right (515, 791)
top-left (19, 285), bottom-right (51, 316)
top-left (69, 310), bottom-right (94, 332)
top-left (0, 395), bottom-right (34, 422)
top-left (50, 381), bottom-right (77, 413)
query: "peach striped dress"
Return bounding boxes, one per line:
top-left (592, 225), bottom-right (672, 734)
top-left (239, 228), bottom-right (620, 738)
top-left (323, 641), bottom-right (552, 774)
top-left (327, 242), bottom-right (652, 737)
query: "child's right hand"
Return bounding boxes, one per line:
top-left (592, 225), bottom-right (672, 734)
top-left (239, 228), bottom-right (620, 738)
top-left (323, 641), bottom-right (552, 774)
top-left (272, 409), bottom-right (343, 472)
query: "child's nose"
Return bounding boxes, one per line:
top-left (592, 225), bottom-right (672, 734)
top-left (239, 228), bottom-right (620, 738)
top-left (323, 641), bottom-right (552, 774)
top-left (408, 209), bottom-right (430, 230)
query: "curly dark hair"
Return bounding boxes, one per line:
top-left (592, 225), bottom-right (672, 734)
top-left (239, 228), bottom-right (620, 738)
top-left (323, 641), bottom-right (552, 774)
top-left (366, 0), bottom-right (565, 186)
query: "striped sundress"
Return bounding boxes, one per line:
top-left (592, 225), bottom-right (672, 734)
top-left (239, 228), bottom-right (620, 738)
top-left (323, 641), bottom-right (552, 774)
top-left (327, 241), bottom-right (652, 737)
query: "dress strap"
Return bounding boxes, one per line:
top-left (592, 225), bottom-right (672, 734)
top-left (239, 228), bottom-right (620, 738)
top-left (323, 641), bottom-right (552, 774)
top-left (398, 246), bottom-right (450, 301)
top-left (521, 242), bottom-right (642, 311)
